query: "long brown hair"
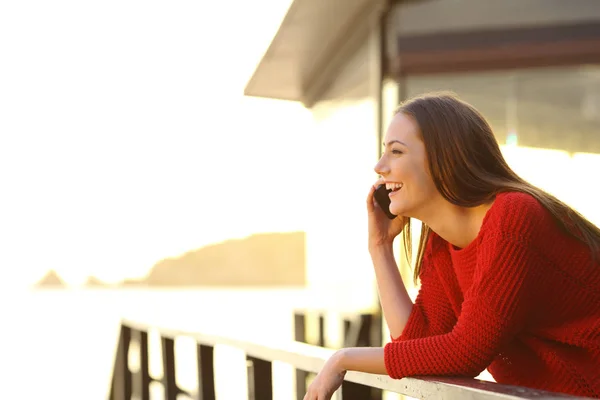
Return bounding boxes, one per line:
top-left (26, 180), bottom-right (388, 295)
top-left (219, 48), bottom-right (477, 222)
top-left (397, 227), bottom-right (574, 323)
top-left (396, 91), bottom-right (600, 285)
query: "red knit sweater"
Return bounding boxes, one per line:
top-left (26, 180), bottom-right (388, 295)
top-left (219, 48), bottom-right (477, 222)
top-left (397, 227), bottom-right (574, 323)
top-left (384, 192), bottom-right (600, 398)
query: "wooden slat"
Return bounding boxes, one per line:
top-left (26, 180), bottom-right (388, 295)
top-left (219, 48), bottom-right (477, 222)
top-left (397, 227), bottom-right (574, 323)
top-left (110, 325), bottom-right (132, 400)
top-left (197, 344), bottom-right (215, 400)
top-left (160, 336), bottom-right (178, 400)
top-left (247, 356), bottom-right (273, 400)
top-left (294, 312), bottom-right (308, 400)
top-left (138, 330), bottom-right (151, 400)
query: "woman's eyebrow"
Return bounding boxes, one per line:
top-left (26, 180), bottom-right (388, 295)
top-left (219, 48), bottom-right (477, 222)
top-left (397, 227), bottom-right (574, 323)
top-left (384, 140), bottom-right (408, 147)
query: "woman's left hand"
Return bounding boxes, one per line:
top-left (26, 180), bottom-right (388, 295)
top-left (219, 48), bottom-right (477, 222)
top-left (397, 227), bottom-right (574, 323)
top-left (304, 350), bottom-right (347, 400)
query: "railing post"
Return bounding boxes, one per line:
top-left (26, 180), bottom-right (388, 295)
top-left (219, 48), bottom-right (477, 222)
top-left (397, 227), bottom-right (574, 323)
top-left (247, 356), bottom-right (273, 400)
top-left (110, 324), bottom-right (132, 400)
top-left (368, 313), bottom-right (383, 348)
top-left (161, 336), bottom-right (178, 400)
top-left (197, 344), bottom-right (216, 400)
top-left (137, 330), bottom-right (151, 400)
top-left (318, 314), bottom-right (325, 347)
top-left (294, 312), bottom-right (308, 400)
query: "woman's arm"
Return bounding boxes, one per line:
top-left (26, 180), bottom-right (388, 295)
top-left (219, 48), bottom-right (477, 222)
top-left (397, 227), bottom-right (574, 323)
top-left (371, 236), bottom-right (456, 342)
top-left (332, 235), bottom-right (543, 382)
top-left (369, 244), bottom-right (414, 339)
top-left (383, 234), bottom-right (543, 379)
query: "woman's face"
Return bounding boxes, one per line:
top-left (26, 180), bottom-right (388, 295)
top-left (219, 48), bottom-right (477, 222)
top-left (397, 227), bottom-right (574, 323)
top-left (374, 112), bottom-right (440, 218)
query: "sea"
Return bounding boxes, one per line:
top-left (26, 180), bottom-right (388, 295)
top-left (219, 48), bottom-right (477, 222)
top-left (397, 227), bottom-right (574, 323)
top-left (1, 287), bottom-right (380, 400)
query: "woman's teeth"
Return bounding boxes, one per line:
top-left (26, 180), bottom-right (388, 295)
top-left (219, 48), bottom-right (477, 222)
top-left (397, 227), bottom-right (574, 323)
top-left (386, 182), bottom-right (403, 192)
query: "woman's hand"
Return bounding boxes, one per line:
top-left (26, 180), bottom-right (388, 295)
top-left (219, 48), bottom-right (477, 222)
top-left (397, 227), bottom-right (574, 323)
top-left (367, 178), bottom-right (408, 249)
top-left (304, 350), bottom-right (346, 400)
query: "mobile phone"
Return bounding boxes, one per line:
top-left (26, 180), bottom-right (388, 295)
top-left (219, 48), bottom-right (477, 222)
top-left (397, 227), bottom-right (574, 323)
top-left (374, 184), bottom-right (397, 219)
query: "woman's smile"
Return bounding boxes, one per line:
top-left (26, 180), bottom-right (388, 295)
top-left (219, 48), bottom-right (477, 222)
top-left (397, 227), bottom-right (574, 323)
top-left (386, 182), bottom-right (403, 197)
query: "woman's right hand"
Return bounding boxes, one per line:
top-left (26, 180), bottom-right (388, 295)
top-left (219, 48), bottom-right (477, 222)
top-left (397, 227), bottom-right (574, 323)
top-left (367, 178), bottom-right (408, 250)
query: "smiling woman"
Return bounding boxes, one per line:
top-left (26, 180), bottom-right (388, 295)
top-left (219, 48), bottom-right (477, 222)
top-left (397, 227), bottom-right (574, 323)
top-left (305, 92), bottom-right (600, 399)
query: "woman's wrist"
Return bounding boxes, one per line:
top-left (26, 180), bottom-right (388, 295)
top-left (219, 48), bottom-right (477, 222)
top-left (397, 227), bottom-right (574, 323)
top-left (333, 347), bottom-right (388, 375)
top-left (332, 348), bottom-right (349, 372)
top-left (368, 241), bottom-right (394, 255)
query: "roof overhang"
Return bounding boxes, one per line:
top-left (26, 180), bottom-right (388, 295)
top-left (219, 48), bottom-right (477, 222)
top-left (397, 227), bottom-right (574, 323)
top-left (243, 0), bottom-right (388, 107)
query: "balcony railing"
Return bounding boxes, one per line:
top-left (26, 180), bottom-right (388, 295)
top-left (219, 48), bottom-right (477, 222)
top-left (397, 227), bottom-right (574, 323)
top-left (109, 314), bottom-right (588, 400)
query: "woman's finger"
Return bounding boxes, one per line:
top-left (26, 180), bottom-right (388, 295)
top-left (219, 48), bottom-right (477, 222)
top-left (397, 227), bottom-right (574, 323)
top-left (367, 184), bottom-right (376, 210)
top-left (367, 178), bottom-right (385, 208)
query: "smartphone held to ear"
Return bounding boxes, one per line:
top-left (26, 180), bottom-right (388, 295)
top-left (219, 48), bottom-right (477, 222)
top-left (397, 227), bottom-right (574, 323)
top-left (374, 184), bottom-right (397, 219)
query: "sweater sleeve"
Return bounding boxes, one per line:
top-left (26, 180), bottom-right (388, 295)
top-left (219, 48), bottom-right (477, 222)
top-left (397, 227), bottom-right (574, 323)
top-left (384, 233), bottom-right (544, 379)
top-left (392, 252), bottom-right (457, 342)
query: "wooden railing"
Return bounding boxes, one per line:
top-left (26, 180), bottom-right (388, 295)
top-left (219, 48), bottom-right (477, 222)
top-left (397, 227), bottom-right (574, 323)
top-left (109, 315), bottom-right (589, 400)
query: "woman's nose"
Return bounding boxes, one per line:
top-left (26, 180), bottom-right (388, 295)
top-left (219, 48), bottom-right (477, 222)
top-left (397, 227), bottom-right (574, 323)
top-left (374, 157), bottom-right (389, 176)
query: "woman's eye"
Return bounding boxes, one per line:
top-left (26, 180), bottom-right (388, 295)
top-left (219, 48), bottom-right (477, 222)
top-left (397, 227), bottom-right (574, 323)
top-left (392, 149), bottom-right (403, 155)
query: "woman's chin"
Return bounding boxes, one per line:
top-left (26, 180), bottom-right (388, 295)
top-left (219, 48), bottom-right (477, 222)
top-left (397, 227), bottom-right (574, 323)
top-left (389, 204), bottom-right (403, 216)
top-left (390, 200), bottom-right (411, 218)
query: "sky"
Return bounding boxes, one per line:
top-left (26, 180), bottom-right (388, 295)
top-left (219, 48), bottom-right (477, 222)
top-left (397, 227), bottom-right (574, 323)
top-left (0, 0), bottom-right (316, 285)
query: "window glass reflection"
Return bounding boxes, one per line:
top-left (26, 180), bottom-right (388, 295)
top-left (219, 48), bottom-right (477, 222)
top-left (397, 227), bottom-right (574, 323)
top-left (404, 64), bottom-right (600, 227)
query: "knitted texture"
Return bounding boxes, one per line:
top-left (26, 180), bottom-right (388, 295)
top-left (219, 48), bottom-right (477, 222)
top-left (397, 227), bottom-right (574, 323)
top-left (384, 192), bottom-right (600, 398)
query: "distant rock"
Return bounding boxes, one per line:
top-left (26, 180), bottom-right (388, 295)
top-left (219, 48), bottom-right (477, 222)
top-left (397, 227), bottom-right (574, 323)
top-left (33, 270), bottom-right (67, 289)
top-left (83, 275), bottom-right (108, 288)
top-left (118, 231), bottom-right (306, 287)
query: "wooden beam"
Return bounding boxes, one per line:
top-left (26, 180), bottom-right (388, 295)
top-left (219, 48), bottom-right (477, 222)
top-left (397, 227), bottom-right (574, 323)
top-left (389, 21), bottom-right (600, 76)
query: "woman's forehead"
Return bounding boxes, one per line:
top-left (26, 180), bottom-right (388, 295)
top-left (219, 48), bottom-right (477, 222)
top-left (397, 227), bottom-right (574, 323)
top-left (385, 113), bottom-right (420, 143)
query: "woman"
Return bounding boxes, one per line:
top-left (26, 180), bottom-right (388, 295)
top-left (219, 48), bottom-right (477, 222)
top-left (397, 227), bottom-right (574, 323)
top-left (304, 92), bottom-right (600, 399)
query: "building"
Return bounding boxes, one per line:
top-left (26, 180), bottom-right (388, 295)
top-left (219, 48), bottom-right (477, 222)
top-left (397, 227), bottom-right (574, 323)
top-left (243, 0), bottom-right (600, 339)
